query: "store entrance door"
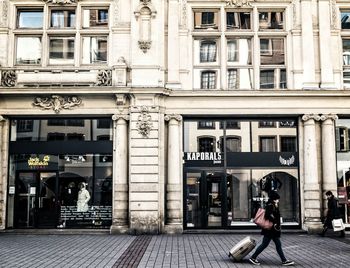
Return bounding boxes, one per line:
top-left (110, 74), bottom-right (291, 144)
top-left (185, 170), bottom-right (226, 228)
top-left (14, 172), bottom-right (58, 228)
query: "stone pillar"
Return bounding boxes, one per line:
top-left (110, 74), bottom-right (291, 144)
top-left (110, 114), bottom-right (129, 234)
top-left (302, 114), bottom-right (322, 233)
top-left (164, 114), bottom-right (182, 233)
top-left (320, 114), bottom-right (338, 210)
top-left (0, 115), bottom-right (9, 229)
top-left (301, 0), bottom-right (318, 89)
top-left (166, 0), bottom-right (181, 88)
top-left (318, 0), bottom-right (336, 89)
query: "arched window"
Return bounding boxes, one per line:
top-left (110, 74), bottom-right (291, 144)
top-left (198, 136), bottom-right (215, 152)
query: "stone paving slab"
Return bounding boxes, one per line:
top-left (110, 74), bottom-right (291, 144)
top-left (0, 233), bottom-right (349, 268)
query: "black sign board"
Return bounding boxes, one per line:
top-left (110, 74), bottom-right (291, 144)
top-left (183, 152), bottom-right (224, 167)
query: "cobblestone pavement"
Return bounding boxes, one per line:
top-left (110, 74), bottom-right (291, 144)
top-left (0, 233), bottom-right (349, 268)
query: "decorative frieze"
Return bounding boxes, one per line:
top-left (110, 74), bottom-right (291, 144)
top-left (43, 0), bottom-right (78, 4)
top-left (96, 70), bottom-right (112, 86)
top-left (33, 95), bottom-right (82, 113)
top-left (1, 70), bottom-right (17, 87)
top-left (136, 106), bottom-right (153, 137)
top-left (225, 0), bottom-right (255, 7)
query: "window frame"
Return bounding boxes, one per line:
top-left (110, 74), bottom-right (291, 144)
top-left (200, 70), bottom-right (217, 89)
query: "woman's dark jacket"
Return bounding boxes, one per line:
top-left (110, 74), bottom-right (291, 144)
top-left (261, 200), bottom-right (281, 238)
top-left (324, 195), bottom-right (341, 228)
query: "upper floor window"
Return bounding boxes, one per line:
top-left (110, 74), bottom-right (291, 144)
top-left (16, 37), bottom-right (42, 65)
top-left (259, 11), bottom-right (284, 30)
top-left (194, 10), bottom-right (219, 30)
top-left (49, 36), bottom-right (75, 65)
top-left (280, 136), bottom-right (297, 152)
top-left (259, 121), bottom-right (276, 128)
top-left (50, 10), bottom-right (76, 28)
top-left (17, 9), bottom-right (43, 28)
top-left (200, 41), bottom-right (217, 62)
top-left (82, 36), bottom-right (107, 64)
top-left (17, 120), bottom-right (33, 132)
top-left (198, 121), bottom-right (215, 129)
top-left (82, 8), bottom-right (109, 28)
top-left (219, 120), bottom-right (240, 129)
top-left (259, 136), bottom-right (277, 152)
top-left (260, 38), bottom-right (284, 65)
top-left (97, 119), bottom-right (111, 129)
top-left (226, 12), bottom-right (251, 30)
top-left (341, 11), bottom-right (350, 29)
top-left (198, 137), bottom-right (215, 152)
top-left (201, 71), bottom-right (216, 89)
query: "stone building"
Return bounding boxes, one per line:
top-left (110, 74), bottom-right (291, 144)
top-left (0, 0), bottom-right (349, 234)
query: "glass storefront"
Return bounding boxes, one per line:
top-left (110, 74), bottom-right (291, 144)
top-left (7, 118), bottom-right (113, 229)
top-left (336, 119), bottom-right (350, 226)
top-left (184, 119), bottom-right (300, 228)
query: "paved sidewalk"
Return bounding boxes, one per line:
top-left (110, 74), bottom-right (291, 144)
top-left (0, 233), bottom-right (349, 267)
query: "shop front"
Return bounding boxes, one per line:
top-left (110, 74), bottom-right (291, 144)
top-left (6, 118), bottom-right (113, 229)
top-left (183, 118), bottom-right (300, 229)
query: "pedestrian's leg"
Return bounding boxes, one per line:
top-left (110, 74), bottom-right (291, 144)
top-left (320, 226), bottom-right (328, 236)
top-left (340, 230), bottom-right (345, 237)
top-left (251, 236), bottom-right (271, 259)
top-left (272, 237), bottom-right (287, 262)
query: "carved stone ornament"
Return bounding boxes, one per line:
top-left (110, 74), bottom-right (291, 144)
top-left (96, 70), bottom-right (112, 86)
top-left (1, 70), bottom-right (17, 87)
top-left (112, 114), bottom-right (129, 121)
top-left (136, 106), bottom-right (153, 137)
top-left (138, 41), bottom-right (152, 53)
top-left (225, 0), bottom-right (255, 7)
top-left (320, 114), bottom-right (338, 122)
top-left (33, 95), bottom-right (82, 114)
top-left (43, 0), bottom-right (78, 4)
top-left (164, 114), bottom-right (182, 122)
top-left (301, 114), bottom-right (321, 122)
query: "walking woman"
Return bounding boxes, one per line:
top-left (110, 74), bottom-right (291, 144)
top-left (249, 191), bottom-right (294, 266)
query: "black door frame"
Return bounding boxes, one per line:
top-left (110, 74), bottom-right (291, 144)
top-left (184, 168), bottom-right (227, 229)
top-left (14, 170), bottom-right (59, 228)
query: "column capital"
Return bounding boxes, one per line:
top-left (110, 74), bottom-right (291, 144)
top-left (320, 114), bottom-right (338, 122)
top-left (112, 114), bottom-right (129, 121)
top-left (0, 115), bottom-right (5, 122)
top-left (302, 114), bottom-right (321, 122)
top-left (164, 114), bottom-right (182, 122)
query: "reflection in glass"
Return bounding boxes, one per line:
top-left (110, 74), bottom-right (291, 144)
top-left (228, 68), bottom-right (253, 90)
top-left (227, 39), bottom-right (251, 64)
top-left (201, 71), bottom-right (216, 89)
top-left (259, 11), bottom-right (284, 30)
top-left (11, 119), bottom-right (112, 141)
top-left (17, 10), bottom-right (43, 28)
top-left (260, 69), bottom-right (274, 89)
top-left (194, 11), bottom-right (218, 29)
top-left (341, 11), bottom-right (350, 29)
top-left (82, 9), bottom-right (108, 27)
top-left (259, 136), bottom-right (277, 152)
top-left (226, 12), bottom-right (250, 29)
top-left (51, 10), bottom-right (76, 28)
top-left (82, 36), bottom-right (107, 64)
top-left (16, 37), bottom-right (41, 65)
top-left (49, 37), bottom-right (75, 65)
top-left (186, 172), bottom-right (201, 228)
top-left (200, 41), bottom-right (217, 62)
top-left (260, 38), bottom-right (284, 65)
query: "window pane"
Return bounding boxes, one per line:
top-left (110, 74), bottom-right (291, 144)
top-left (226, 12), bottom-right (250, 30)
top-left (227, 69), bottom-right (237, 89)
top-left (49, 37), bottom-right (75, 64)
top-left (16, 37), bottom-right (41, 65)
top-left (82, 37), bottom-right (107, 64)
top-left (341, 11), bottom-right (350, 29)
top-left (280, 137), bottom-right (297, 152)
top-left (343, 39), bottom-right (350, 65)
top-left (260, 70), bottom-right (274, 89)
top-left (280, 69), bottom-right (287, 89)
top-left (198, 121), bottom-right (215, 129)
top-left (201, 71), bottom-right (216, 89)
top-left (51, 10), bottom-right (76, 28)
top-left (259, 137), bottom-right (276, 152)
top-left (260, 38), bottom-right (284, 65)
top-left (226, 137), bottom-right (241, 152)
top-left (83, 9), bottom-right (108, 27)
top-left (227, 39), bottom-right (251, 64)
top-left (194, 11), bottom-right (218, 29)
top-left (198, 137), bottom-right (215, 152)
top-left (200, 41), bottom-right (217, 62)
top-left (259, 11), bottom-right (284, 30)
top-left (17, 10), bottom-right (43, 28)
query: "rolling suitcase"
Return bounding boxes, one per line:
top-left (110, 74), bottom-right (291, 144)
top-left (228, 236), bottom-right (256, 261)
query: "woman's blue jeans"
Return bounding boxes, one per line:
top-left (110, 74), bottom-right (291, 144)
top-left (251, 235), bottom-right (287, 262)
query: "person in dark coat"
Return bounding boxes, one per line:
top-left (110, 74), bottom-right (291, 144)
top-left (320, 191), bottom-right (345, 237)
top-left (249, 192), bottom-right (294, 266)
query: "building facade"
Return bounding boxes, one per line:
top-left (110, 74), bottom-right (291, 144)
top-left (0, 0), bottom-right (350, 234)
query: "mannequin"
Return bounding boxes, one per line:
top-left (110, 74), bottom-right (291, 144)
top-left (77, 182), bottom-right (90, 212)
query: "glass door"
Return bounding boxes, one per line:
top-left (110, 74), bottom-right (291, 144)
top-left (14, 172), bottom-right (58, 228)
top-left (185, 170), bottom-right (225, 228)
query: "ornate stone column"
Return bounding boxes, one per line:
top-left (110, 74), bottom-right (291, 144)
top-left (320, 114), bottom-right (338, 210)
top-left (0, 116), bottom-right (9, 229)
top-left (164, 114), bottom-right (182, 233)
top-left (302, 114), bottom-right (322, 233)
top-left (110, 114), bottom-right (129, 234)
